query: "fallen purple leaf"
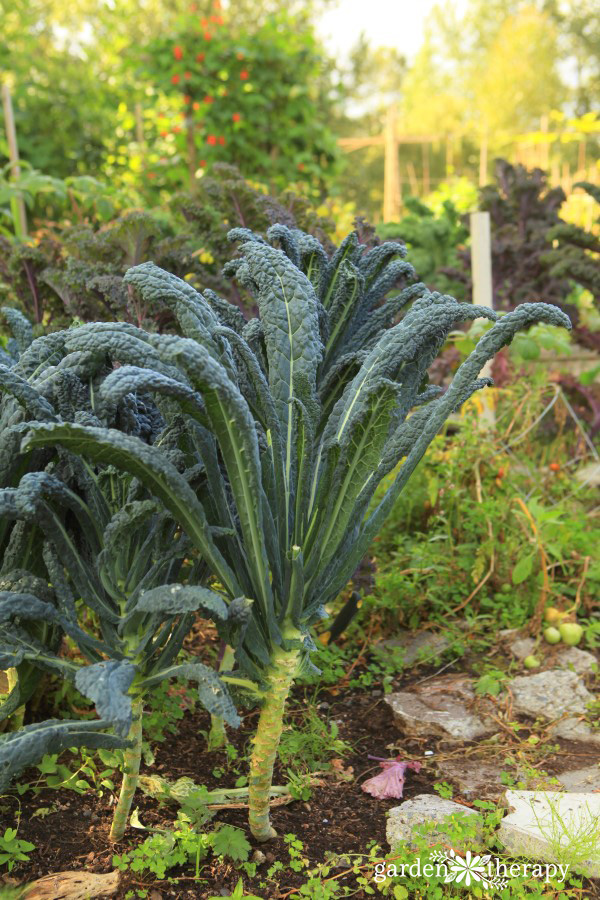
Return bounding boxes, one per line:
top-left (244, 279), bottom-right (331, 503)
top-left (361, 756), bottom-right (422, 800)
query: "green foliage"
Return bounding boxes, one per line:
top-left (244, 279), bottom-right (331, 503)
top-left (112, 821), bottom-right (251, 882)
top-left (113, 828), bottom-right (201, 879)
top-left (32, 749), bottom-right (116, 795)
top-left (0, 165), bottom-right (336, 330)
top-left (0, 312), bottom-right (238, 823)
top-left (172, 163), bottom-right (336, 305)
top-left (0, 219), bottom-right (570, 839)
top-left (210, 824), bottom-right (252, 863)
top-left (377, 197), bottom-right (469, 300)
top-left (544, 181), bottom-right (600, 321)
top-left (137, 10), bottom-right (338, 190)
top-left (0, 826), bottom-right (35, 872)
top-left (142, 678), bottom-right (195, 744)
top-left (0, 164), bottom-right (139, 239)
top-left (368, 381), bottom-right (600, 637)
top-left (278, 707), bottom-right (351, 773)
top-left (0, 209), bottom-right (201, 328)
top-left (477, 160), bottom-right (570, 311)
top-left (1, 2), bottom-right (338, 199)
top-left (18, 230), bottom-right (568, 695)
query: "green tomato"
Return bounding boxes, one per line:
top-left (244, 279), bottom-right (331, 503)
top-left (559, 622), bottom-right (584, 646)
top-left (524, 655), bottom-right (541, 669)
top-left (543, 626), bottom-right (561, 645)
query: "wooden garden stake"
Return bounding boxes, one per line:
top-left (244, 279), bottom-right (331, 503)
top-left (1, 82), bottom-right (27, 238)
top-left (383, 106), bottom-right (401, 222)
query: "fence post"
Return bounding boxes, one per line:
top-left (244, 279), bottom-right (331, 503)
top-left (1, 82), bottom-right (28, 238)
top-left (383, 106), bottom-right (401, 222)
top-left (470, 211), bottom-right (495, 427)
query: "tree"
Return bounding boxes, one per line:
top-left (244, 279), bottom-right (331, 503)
top-left (471, 7), bottom-right (564, 139)
top-left (547, 0), bottom-right (600, 114)
top-left (400, 1), bottom-right (565, 158)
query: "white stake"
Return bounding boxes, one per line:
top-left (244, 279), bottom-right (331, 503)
top-left (470, 211), bottom-right (495, 427)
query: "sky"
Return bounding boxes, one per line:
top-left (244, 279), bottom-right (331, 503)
top-left (315, 0), bottom-right (448, 61)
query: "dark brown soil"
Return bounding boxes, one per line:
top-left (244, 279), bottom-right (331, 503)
top-left (1, 655), bottom-right (599, 899)
top-left (1, 685), bottom-right (431, 899)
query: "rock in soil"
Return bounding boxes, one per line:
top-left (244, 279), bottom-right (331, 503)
top-left (554, 647), bottom-right (598, 675)
top-left (387, 794), bottom-right (482, 850)
top-left (498, 790), bottom-right (600, 878)
top-left (385, 674), bottom-right (495, 741)
top-left (381, 630), bottom-right (450, 666)
top-left (509, 669), bottom-right (600, 744)
top-left (510, 637), bottom-right (538, 661)
top-left (435, 759), bottom-right (509, 801)
top-left (557, 765), bottom-right (600, 793)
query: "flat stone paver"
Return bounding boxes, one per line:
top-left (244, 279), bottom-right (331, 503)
top-left (509, 670), bottom-right (600, 745)
top-left (498, 790), bottom-right (600, 877)
top-left (385, 675), bottom-right (495, 741)
top-left (387, 794), bottom-right (482, 850)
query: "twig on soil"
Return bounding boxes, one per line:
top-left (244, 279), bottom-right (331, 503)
top-left (574, 555), bottom-right (591, 613)
top-left (513, 496), bottom-right (550, 634)
top-left (412, 658), bottom-right (461, 685)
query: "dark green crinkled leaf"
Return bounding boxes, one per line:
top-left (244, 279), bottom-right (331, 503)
top-left (144, 661), bottom-right (240, 728)
top-left (75, 660), bottom-right (137, 738)
top-left (136, 584), bottom-right (228, 620)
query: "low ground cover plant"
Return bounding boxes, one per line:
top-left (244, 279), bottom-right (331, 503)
top-left (0, 221), bottom-right (571, 846)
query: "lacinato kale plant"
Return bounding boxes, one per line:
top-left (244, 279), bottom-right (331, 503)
top-left (17, 224), bottom-right (570, 840)
top-left (0, 313), bottom-right (240, 841)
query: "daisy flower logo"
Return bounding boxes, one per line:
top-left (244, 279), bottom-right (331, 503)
top-left (430, 849), bottom-right (508, 891)
top-left (446, 849), bottom-right (490, 886)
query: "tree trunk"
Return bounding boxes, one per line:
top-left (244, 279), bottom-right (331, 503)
top-left (109, 697), bottom-right (144, 842)
top-left (248, 643), bottom-right (299, 841)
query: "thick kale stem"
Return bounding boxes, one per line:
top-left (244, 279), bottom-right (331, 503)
top-left (248, 643), bottom-right (299, 841)
top-left (109, 697), bottom-right (144, 842)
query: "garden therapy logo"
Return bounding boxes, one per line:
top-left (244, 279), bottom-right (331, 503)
top-left (374, 850), bottom-right (570, 890)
